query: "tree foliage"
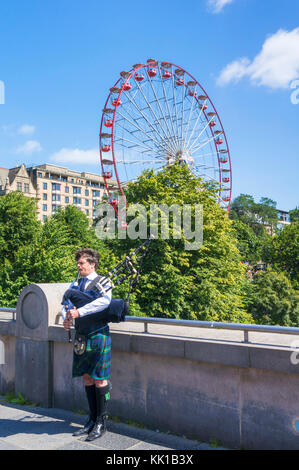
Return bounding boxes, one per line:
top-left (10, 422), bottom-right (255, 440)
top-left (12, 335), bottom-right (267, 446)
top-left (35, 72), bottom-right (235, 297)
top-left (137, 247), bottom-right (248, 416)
top-left (107, 164), bottom-right (253, 323)
top-left (263, 223), bottom-right (299, 288)
top-left (0, 194), bottom-right (114, 306)
top-left (229, 193), bottom-right (278, 236)
top-left (244, 269), bottom-right (299, 326)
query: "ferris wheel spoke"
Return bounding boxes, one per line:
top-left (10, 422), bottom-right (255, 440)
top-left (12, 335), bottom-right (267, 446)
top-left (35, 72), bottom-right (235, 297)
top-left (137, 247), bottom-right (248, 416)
top-left (191, 134), bottom-right (218, 152)
top-left (133, 78), bottom-right (174, 151)
top-left (146, 73), bottom-right (178, 155)
top-left (192, 168), bottom-right (219, 184)
top-left (115, 112), bottom-right (169, 155)
top-left (188, 114), bottom-right (217, 152)
top-left (156, 67), bottom-right (179, 151)
top-left (182, 89), bottom-right (197, 151)
top-left (193, 162), bottom-right (219, 171)
top-left (114, 134), bottom-right (167, 159)
top-left (193, 150), bottom-right (218, 160)
top-left (180, 83), bottom-right (185, 145)
top-left (122, 87), bottom-right (174, 155)
top-left (114, 135), bottom-right (159, 154)
top-left (192, 137), bottom-right (219, 154)
top-left (117, 158), bottom-right (165, 165)
top-left (125, 81), bottom-right (172, 148)
top-left (171, 73), bottom-right (181, 150)
top-left (184, 99), bottom-right (207, 150)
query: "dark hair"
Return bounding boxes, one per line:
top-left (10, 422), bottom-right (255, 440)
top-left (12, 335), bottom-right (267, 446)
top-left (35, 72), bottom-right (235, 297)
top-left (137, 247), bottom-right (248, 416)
top-left (75, 248), bottom-right (100, 270)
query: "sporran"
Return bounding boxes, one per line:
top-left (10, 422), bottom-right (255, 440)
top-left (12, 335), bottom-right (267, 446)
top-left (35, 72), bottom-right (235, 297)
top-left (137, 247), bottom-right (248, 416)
top-left (73, 333), bottom-right (87, 355)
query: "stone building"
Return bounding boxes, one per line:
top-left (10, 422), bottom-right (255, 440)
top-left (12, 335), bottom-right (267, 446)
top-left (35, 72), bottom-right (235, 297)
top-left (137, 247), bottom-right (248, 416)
top-left (0, 163), bottom-right (117, 222)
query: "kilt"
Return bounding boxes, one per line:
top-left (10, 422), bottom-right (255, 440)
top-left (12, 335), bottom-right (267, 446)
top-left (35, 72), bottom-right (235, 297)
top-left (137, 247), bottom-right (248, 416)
top-left (72, 324), bottom-right (111, 380)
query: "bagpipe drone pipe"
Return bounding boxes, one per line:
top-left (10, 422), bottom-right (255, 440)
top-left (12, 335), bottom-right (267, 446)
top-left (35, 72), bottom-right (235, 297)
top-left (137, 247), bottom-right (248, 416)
top-left (62, 236), bottom-right (153, 341)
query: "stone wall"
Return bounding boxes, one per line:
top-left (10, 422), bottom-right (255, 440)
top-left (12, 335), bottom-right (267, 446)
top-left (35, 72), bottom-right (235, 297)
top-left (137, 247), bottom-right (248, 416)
top-left (1, 283), bottom-right (299, 450)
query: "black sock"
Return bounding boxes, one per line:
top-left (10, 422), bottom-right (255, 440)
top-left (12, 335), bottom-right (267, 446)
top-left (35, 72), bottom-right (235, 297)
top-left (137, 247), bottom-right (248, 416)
top-left (85, 384), bottom-right (97, 422)
top-left (95, 383), bottom-right (111, 421)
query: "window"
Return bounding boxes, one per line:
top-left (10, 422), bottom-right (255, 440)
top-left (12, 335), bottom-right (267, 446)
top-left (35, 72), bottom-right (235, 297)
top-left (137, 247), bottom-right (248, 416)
top-left (17, 182), bottom-right (22, 191)
top-left (65, 196), bottom-right (69, 203)
top-left (52, 194), bottom-right (60, 201)
top-left (38, 172), bottom-right (43, 178)
top-left (43, 215), bottom-right (47, 222)
top-left (43, 183), bottom-right (47, 190)
top-left (52, 183), bottom-right (61, 191)
top-left (52, 205), bottom-right (59, 212)
top-left (43, 193), bottom-right (47, 200)
top-left (85, 209), bottom-right (89, 215)
top-left (93, 190), bottom-right (100, 198)
top-left (73, 197), bottom-right (81, 205)
top-left (73, 186), bottom-right (81, 194)
top-left (65, 186), bottom-right (69, 193)
top-left (24, 183), bottom-right (29, 193)
top-left (93, 200), bottom-right (98, 207)
top-left (43, 204), bottom-right (47, 211)
top-left (85, 189), bottom-right (89, 196)
top-left (85, 199), bottom-right (89, 206)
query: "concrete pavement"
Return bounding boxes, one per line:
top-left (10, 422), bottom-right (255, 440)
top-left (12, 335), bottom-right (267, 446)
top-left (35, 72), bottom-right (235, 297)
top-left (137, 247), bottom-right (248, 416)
top-left (0, 395), bottom-right (227, 451)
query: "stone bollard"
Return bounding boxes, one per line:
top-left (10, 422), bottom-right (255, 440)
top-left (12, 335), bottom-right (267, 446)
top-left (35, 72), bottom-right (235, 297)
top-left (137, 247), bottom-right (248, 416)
top-left (15, 283), bottom-right (69, 407)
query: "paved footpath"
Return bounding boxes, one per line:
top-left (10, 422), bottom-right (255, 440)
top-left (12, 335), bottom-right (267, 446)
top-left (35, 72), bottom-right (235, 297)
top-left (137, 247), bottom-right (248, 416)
top-left (0, 396), bottom-right (228, 451)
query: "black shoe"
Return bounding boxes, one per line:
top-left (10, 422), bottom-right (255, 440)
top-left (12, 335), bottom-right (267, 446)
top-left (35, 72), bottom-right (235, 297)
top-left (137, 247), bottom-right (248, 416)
top-left (72, 417), bottom-right (95, 436)
top-left (85, 416), bottom-right (107, 441)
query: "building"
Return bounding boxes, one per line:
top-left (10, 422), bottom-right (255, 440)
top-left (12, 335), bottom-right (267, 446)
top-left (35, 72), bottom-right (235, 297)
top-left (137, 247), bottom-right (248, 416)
top-left (0, 163), bottom-right (117, 222)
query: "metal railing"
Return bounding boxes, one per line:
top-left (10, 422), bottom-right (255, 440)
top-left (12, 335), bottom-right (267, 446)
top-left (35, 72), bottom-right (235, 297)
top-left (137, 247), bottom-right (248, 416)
top-left (1, 308), bottom-right (299, 344)
top-left (0, 307), bottom-right (16, 321)
top-left (125, 316), bottom-right (299, 343)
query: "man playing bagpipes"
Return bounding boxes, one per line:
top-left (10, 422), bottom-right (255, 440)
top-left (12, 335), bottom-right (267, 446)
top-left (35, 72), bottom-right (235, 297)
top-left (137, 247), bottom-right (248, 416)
top-left (62, 238), bottom-right (152, 441)
top-left (62, 248), bottom-right (115, 441)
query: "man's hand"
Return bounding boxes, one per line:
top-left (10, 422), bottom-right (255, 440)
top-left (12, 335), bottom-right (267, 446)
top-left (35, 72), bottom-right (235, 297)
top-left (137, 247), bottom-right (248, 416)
top-left (68, 308), bottom-right (80, 319)
top-left (63, 318), bottom-right (72, 331)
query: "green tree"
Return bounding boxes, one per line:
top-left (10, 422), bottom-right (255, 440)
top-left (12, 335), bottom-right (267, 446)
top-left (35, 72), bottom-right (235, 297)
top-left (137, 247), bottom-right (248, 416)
top-left (0, 197), bottom-right (116, 306)
top-left (289, 207), bottom-right (299, 223)
top-left (263, 223), bottom-right (299, 288)
top-left (0, 191), bottom-right (41, 261)
top-left (230, 219), bottom-right (270, 265)
top-left (106, 164), bottom-right (254, 323)
top-left (244, 269), bottom-right (299, 326)
top-left (229, 193), bottom-right (278, 236)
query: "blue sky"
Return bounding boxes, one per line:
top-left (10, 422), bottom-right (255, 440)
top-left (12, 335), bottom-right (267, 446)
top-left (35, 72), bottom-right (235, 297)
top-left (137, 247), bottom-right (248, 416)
top-left (0, 0), bottom-right (298, 210)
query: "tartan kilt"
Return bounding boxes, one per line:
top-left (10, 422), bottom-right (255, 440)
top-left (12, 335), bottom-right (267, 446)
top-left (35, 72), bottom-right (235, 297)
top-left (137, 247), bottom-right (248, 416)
top-left (72, 325), bottom-right (111, 380)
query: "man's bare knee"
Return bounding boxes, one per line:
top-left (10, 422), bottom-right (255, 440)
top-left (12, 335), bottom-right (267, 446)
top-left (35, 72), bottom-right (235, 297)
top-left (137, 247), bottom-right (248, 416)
top-left (95, 379), bottom-right (108, 388)
top-left (83, 374), bottom-right (95, 386)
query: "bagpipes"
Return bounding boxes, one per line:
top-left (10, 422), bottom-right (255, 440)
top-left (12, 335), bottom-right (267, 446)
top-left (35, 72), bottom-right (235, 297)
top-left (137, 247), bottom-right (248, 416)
top-left (62, 235), bottom-right (153, 342)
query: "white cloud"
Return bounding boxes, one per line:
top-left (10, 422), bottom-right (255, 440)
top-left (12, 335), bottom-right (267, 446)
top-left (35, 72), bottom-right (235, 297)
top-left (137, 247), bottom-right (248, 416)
top-left (18, 124), bottom-right (35, 135)
top-left (208, 0), bottom-right (234, 13)
top-left (16, 140), bottom-right (42, 155)
top-left (217, 28), bottom-right (299, 89)
top-left (50, 147), bottom-right (99, 165)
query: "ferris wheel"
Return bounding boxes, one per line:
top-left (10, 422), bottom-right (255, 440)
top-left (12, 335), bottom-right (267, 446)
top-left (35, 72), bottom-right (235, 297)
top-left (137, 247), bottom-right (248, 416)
top-left (99, 59), bottom-right (232, 218)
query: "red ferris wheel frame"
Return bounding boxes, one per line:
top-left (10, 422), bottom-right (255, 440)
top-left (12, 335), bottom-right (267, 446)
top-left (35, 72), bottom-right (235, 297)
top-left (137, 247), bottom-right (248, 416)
top-left (99, 59), bottom-right (232, 217)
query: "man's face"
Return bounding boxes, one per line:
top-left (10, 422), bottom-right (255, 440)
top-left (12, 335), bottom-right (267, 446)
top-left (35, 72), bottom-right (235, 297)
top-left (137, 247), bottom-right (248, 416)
top-left (77, 256), bottom-right (95, 277)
